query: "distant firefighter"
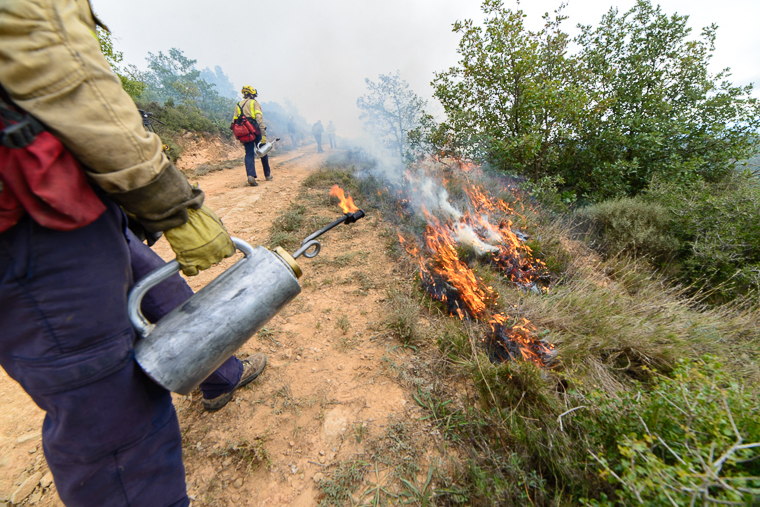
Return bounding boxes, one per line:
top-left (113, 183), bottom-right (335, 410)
top-left (233, 86), bottom-right (273, 186)
top-left (326, 120), bottom-right (337, 149)
top-left (312, 120), bottom-right (325, 153)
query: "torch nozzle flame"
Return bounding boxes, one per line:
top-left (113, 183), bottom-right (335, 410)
top-left (330, 185), bottom-right (360, 213)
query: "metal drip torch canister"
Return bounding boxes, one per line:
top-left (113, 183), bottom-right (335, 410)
top-left (128, 239), bottom-right (303, 395)
top-left (128, 209), bottom-right (365, 395)
top-left (254, 137), bottom-right (280, 157)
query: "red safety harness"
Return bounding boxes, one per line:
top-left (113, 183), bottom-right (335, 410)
top-left (0, 91), bottom-right (106, 233)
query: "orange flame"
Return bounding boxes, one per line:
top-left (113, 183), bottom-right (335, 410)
top-left (395, 160), bottom-right (553, 367)
top-left (329, 185), bottom-right (359, 213)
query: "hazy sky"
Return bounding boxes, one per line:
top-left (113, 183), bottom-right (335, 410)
top-left (95, 0), bottom-right (760, 137)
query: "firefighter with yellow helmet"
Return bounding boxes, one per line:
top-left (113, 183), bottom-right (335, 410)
top-left (234, 86), bottom-right (272, 186)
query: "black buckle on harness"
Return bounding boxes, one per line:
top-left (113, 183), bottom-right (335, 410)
top-left (1, 113), bottom-right (44, 149)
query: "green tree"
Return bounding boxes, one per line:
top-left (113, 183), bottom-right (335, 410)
top-left (433, 0), bottom-right (760, 201)
top-left (433, 0), bottom-right (587, 181)
top-left (357, 71), bottom-right (427, 160)
top-left (572, 0), bottom-right (760, 199)
top-left (96, 27), bottom-right (145, 100)
top-left (142, 48), bottom-right (234, 118)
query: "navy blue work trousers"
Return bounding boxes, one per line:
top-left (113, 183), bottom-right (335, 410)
top-left (243, 141), bottom-right (270, 179)
top-left (0, 199), bottom-right (241, 506)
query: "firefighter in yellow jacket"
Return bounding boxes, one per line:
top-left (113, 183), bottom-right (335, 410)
top-left (234, 86), bottom-right (272, 186)
top-left (0, 1), bottom-right (263, 505)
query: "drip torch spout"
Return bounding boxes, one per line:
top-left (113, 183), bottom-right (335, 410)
top-left (292, 210), bottom-right (366, 259)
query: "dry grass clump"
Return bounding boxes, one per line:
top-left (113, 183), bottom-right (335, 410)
top-left (517, 255), bottom-right (760, 390)
top-left (382, 288), bottom-right (426, 347)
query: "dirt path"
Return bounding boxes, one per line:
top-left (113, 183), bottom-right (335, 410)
top-left (0, 145), bottom-right (415, 506)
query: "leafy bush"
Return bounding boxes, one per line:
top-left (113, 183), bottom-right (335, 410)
top-left (578, 197), bottom-right (679, 260)
top-left (134, 100), bottom-right (229, 138)
top-left (577, 170), bottom-right (760, 302)
top-left (580, 358), bottom-right (760, 506)
top-left (647, 172), bottom-right (760, 302)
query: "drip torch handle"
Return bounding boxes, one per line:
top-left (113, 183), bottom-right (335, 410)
top-left (290, 209), bottom-right (366, 260)
top-left (128, 238), bottom-right (255, 337)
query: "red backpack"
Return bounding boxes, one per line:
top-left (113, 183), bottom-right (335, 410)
top-left (230, 99), bottom-right (260, 143)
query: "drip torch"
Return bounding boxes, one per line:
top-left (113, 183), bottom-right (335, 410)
top-left (127, 207), bottom-right (366, 395)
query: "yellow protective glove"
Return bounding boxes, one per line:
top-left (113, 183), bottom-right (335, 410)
top-left (260, 135), bottom-right (266, 144)
top-left (164, 205), bottom-right (236, 276)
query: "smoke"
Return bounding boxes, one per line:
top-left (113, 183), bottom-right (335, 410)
top-left (453, 223), bottom-right (499, 254)
top-left (341, 135), bottom-right (467, 223)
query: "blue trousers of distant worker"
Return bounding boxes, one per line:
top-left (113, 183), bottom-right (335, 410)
top-left (0, 197), bottom-right (242, 507)
top-left (314, 134), bottom-right (324, 153)
top-left (329, 135), bottom-right (336, 149)
top-left (243, 140), bottom-right (271, 180)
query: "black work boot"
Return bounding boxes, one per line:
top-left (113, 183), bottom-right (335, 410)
top-left (202, 354), bottom-right (267, 412)
top-left (248, 176), bottom-right (258, 186)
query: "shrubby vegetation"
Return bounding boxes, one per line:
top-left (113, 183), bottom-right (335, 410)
top-left (414, 0), bottom-right (760, 303)
top-left (579, 170), bottom-right (760, 302)
top-left (580, 358), bottom-right (760, 506)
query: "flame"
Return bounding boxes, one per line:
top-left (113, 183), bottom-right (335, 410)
top-left (396, 162), bottom-right (554, 367)
top-left (329, 185), bottom-right (360, 213)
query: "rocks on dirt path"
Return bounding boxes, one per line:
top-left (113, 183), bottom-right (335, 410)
top-left (10, 472), bottom-right (41, 504)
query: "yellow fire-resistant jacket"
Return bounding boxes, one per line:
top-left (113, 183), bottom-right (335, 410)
top-left (233, 98), bottom-right (266, 137)
top-left (0, 0), bottom-right (202, 232)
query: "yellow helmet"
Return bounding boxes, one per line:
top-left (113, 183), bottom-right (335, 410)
top-left (241, 85), bottom-right (257, 97)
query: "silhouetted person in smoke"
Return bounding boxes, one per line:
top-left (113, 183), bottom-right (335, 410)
top-left (287, 116), bottom-right (298, 149)
top-left (312, 120), bottom-right (325, 153)
top-left (326, 120), bottom-right (337, 149)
